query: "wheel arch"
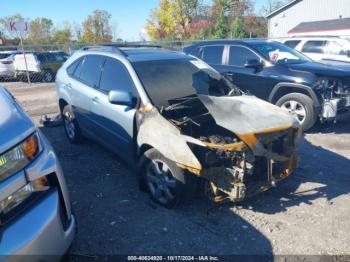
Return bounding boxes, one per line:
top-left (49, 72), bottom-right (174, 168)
top-left (59, 98), bottom-right (68, 113)
top-left (269, 82), bottom-right (320, 107)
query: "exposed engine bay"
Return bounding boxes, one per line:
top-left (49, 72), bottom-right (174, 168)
top-left (144, 95), bottom-right (302, 203)
top-left (314, 77), bottom-right (350, 121)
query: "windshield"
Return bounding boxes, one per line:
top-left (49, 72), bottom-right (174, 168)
top-left (132, 58), bottom-right (239, 108)
top-left (249, 41), bottom-right (311, 64)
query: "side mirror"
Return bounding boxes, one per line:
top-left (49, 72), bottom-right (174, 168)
top-left (108, 90), bottom-right (135, 107)
top-left (244, 59), bottom-right (263, 69)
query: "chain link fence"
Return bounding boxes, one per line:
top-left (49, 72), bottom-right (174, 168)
top-left (0, 40), bottom-right (204, 84)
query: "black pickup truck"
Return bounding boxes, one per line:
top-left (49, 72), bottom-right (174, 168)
top-left (184, 40), bottom-right (350, 130)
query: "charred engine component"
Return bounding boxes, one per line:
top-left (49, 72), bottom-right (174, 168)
top-left (314, 78), bottom-right (350, 121)
top-left (189, 137), bottom-right (255, 202)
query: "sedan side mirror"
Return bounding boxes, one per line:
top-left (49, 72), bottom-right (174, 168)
top-left (108, 90), bottom-right (135, 107)
top-left (244, 59), bottom-right (263, 69)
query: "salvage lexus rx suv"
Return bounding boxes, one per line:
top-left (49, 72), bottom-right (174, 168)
top-left (56, 45), bottom-right (301, 207)
top-left (184, 40), bottom-right (350, 131)
top-left (0, 87), bottom-right (75, 256)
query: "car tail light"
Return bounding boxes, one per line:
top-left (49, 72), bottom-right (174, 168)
top-left (1, 61), bottom-right (13, 65)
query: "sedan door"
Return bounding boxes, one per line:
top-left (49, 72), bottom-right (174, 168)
top-left (90, 57), bottom-right (138, 162)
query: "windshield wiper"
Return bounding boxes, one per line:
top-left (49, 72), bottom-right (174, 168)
top-left (162, 96), bottom-right (198, 112)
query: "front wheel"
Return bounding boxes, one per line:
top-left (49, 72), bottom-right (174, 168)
top-left (276, 93), bottom-right (317, 131)
top-left (139, 149), bottom-right (198, 208)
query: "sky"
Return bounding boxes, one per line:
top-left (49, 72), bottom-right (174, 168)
top-left (1, 0), bottom-right (270, 41)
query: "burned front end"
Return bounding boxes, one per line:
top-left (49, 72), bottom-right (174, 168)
top-left (148, 94), bottom-right (302, 203)
top-left (314, 77), bottom-right (350, 121)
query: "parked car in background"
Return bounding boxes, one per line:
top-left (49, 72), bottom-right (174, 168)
top-left (0, 51), bottom-right (21, 80)
top-left (56, 45), bottom-right (301, 207)
top-left (14, 51), bottom-right (67, 82)
top-left (0, 86), bottom-right (75, 256)
top-left (276, 37), bottom-right (350, 63)
top-left (184, 40), bottom-right (350, 131)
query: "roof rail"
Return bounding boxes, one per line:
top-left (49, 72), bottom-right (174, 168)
top-left (80, 43), bottom-right (163, 57)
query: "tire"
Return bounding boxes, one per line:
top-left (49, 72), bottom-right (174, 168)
top-left (62, 105), bottom-right (83, 144)
top-left (139, 148), bottom-right (198, 208)
top-left (42, 70), bottom-right (54, 82)
top-left (276, 92), bottom-right (317, 131)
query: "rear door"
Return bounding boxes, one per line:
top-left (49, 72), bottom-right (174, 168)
top-left (193, 45), bottom-right (228, 73)
top-left (90, 57), bottom-right (138, 160)
top-left (68, 55), bottom-right (104, 133)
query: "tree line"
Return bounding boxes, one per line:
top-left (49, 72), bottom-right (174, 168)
top-left (0, 9), bottom-right (118, 46)
top-left (0, 0), bottom-right (288, 45)
top-left (146, 0), bottom-right (289, 40)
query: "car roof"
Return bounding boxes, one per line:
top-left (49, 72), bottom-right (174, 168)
top-left (121, 48), bottom-right (189, 62)
top-left (184, 39), bottom-right (282, 50)
top-left (79, 46), bottom-right (190, 62)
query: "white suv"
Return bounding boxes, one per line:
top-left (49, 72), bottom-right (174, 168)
top-left (277, 37), bottom-right (350, 63)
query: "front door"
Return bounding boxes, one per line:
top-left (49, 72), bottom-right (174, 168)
top-left (90, 57), bottom-right (138, 161)
top-left (222, 45), bottom-right (275, 100)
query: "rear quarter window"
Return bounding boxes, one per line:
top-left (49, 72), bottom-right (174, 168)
top-left (302, 40), bottom-right (326, 53)
top-left (284, 40), bottom-right (301, 49)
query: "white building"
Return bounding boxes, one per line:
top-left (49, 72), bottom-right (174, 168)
top-left (267, 0), bottom-right (350, 38)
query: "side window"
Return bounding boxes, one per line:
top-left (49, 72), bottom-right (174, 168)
top-left (37, 54), bottom-right (47, 62)
top-left (189, 47), bottom-right (203, 59)
top-left (46, 53), bottom-right (55, 62)
top-left (229, 46), bottom-right (259, 66)
top-left (67, 58), bottom-right (82, 76)
top-left (301, 41), bottom-right (326, 53)
top-left (284, 40), bottom-right (301, 49)
top-left (325, 41), bottom-right (348, 56)
top-left (99, 58), bottom-right (136, 95)
top-left (77, 55), bottom-right (104, 87)
top-left (202, 46), bottom-right (224, 64)
top-left (53, 53), bottom-right (65, 62)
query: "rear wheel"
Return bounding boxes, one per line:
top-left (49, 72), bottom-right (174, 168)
top-left (62, 105), bottom-right (82, 144)
top-left (276, 93), bottom-right (317, 131)
top-left (139, 149), bottom-right (198, 208)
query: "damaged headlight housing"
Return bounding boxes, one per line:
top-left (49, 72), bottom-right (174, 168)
top-left (0, 133), bottom-right (41, 182)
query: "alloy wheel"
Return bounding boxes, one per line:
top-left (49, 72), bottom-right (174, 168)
top-left (281, 100), bottom-right (306, 124)
top-left (146, 160), bottom-right (177, 205)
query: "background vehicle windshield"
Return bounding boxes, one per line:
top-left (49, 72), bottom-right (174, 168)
top-left (132, 59), bottom-right (236, 107)
top-left (250, 42), bottom-right (311, 64)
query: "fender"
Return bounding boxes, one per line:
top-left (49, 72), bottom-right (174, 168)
top-left (268, 82), bottom-right (321, 107)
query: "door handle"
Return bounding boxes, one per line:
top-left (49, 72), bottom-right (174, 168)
top-left (224, 72), bottom-right (235, 77)
top-left (66, 83), bottom-right (72, 89)
top-left (92, 97), bottom-right (99, 104)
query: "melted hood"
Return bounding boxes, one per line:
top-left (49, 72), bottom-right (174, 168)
top-left (198, 94), bottom-right (299, 135)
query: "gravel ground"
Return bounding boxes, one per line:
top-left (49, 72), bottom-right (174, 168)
top-left (2, 82), bottom-right (350, 257)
